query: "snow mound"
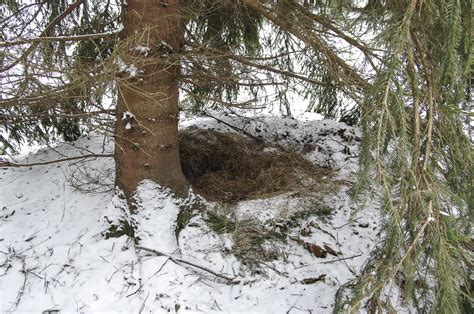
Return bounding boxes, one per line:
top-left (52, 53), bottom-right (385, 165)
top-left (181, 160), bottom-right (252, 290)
top-left (0, 114), bottom-right (381, 312)
top-left (181, 112), bottom-right (361, 178)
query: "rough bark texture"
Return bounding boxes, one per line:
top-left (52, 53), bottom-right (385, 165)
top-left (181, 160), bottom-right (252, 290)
top-left (115, 0), bottom-right (187, 200)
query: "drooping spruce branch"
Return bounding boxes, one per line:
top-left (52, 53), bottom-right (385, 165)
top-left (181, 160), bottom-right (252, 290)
top-left (344, 0), bottom-right (473, 312)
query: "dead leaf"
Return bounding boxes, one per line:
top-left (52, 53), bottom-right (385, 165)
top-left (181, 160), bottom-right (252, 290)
top-left (323, 244), bottom-right (338, 256)
top-left (301, 274), bottom-right (327, 284)
top-left (306, 243), bottom-right (327, 258)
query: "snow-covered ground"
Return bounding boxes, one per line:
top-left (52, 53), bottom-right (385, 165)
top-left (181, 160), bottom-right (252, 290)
top-left (0, 113), bottom-right (381, 312)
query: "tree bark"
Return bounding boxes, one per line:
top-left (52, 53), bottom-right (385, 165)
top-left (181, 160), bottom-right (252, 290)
top-left (115, 0), bottom-right (187, 201)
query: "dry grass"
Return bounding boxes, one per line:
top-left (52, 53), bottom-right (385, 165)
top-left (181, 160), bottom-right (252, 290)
top-left (182, 129), bottom-right (339, 272)
top-left (179, 128), bottom-right (332, 203)
top-left (203, 206), bottom-right (284, 271)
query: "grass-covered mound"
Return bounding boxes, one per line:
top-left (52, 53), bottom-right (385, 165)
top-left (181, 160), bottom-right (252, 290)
top-left (179, 129), bottom-right (332, 203)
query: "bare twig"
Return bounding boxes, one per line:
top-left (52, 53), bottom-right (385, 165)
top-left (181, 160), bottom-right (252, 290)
top-left (138, 291), bottom-right (150, 314)
top-left (320, 253), bottom-right (363, 264)
top-left (1, 154), bottom-right (114, 168)
top-left (0, 31), bottom-right (118, 48)
top-left (336, 232), bottom-right (356, 275)
top-left (333, 216), bottom-right (361, 229)
top-left (126, 284), bottom-right (145, 298)
top-left (136, 246), bottom-right (238, 283)
top-left (1, 0), bottom-right (86, 72)
top-left (201, 111), bottom-right (261, 142)
top-left (315, 224), bottom-right (338, 241)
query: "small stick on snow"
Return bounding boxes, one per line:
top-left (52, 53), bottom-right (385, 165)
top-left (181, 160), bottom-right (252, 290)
top-left (320, 253), bottom-right (362, 264)
top-left (333, 217), bottom-right (361, 229)
top-left (136, 246), bottom-right (238, 283)
top-left (11, 257), bottom-right (28, 311)
top-left (138, 291), bottom-right (150, 314)
top-left (257, 261), bottom-right (288, 277)
top-left (213, 300), bottom-right (222, 311)
top-left (315, 224), bottom-right (338, 241)
top-left (126, 284), bottom-right (144, 298)
top-left (336, 232), bottom-right (356, 275)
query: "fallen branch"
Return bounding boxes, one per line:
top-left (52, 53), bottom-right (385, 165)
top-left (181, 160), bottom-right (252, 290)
top-left (136, 246), bottom-right (238, 284)
top-left (1, 154), bottom-right (114, 168)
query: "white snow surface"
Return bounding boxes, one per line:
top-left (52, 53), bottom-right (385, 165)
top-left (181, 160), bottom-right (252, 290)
top-left (132, 45), bottom-right (151, 57)
top-left (0, 113), bottom-right (381, 312)
top-left (116, 57), bottom-right (139, 78)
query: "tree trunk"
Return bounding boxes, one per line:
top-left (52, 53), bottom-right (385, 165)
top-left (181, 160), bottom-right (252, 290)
top-left (115, 0), bottom-right (187, 201)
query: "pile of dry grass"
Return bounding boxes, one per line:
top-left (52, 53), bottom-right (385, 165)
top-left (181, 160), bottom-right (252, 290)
top-left (179, 129), bottom-right (331, 203)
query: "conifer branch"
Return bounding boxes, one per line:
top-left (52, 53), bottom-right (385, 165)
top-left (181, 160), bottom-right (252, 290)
top-left (1, 154), bottom-right (113, 168)
top-left (1, 0), bottom-right (86, 73)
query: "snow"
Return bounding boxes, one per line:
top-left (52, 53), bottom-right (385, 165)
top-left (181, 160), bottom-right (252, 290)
top-left (0, 114), bottom-right (382, 312)
top-left (126, 64), bottom-right (138, 78)
top-left (116, 58), bottom-right (139, 78)
top-left (132, 181), bottom-right (190, 252)
top-left (132, 45), bottom-right (151, 57)
top-left (158, 40), bottom-right (174, 54)
top-left (122, 111), bottom-right (134, 120)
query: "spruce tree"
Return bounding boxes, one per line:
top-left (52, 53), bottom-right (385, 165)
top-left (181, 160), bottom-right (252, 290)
top-left (0, 0), bottom-right (471, 311)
